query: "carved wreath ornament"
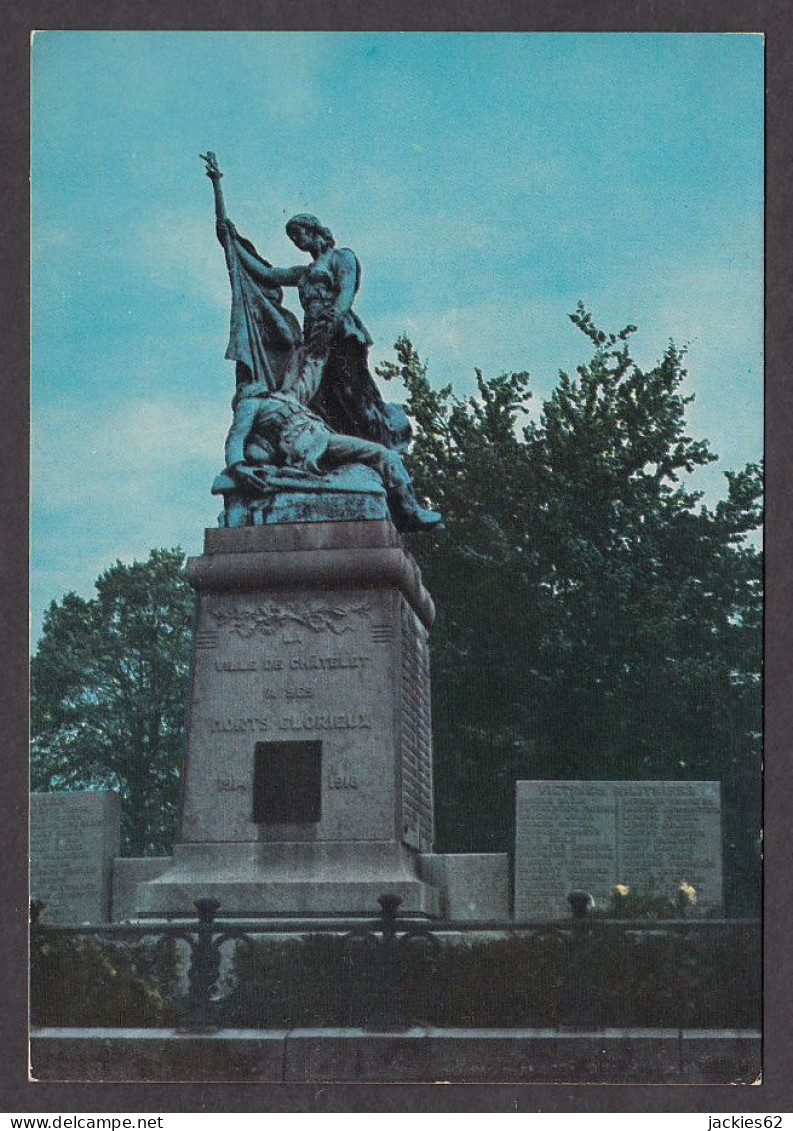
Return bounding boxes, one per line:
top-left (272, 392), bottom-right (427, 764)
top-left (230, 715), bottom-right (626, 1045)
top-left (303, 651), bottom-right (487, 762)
top-left (209, 600), bottom-right (371, 638)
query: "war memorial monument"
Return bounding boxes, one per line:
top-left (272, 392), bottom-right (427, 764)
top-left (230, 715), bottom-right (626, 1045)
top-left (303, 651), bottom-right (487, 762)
top-left (31, 153), bottom-right (727, 927)
top-left (124, 152), bottom-right (449, 919)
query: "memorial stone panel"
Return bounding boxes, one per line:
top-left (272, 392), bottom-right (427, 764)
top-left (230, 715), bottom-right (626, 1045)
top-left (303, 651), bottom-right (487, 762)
top-left (514, 780), bottom-right (722, 920)
top-left (180, 585), bottom-right (402, 844)
top-left (30, 791), bottom-right (121, 924)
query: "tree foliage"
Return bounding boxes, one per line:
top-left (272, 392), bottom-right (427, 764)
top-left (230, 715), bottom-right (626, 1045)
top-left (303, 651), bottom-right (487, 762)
top-left (31, 549), bottom-right (193, 855)
top-left (379, 306), bottom-right (762, 913)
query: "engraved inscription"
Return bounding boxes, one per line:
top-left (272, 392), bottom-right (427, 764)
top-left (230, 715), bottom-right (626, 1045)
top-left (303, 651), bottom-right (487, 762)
top-left (214, 657), bottom-right (283, 672)
top-left (210, 716), bottom-right (272, 733)
top-left (289, 653), bottom-right (369, 671)
top-left (328, 774), bottom-right (359, 790)
top-left (616, 792), bottom-right (719, 889)
top-left (208, 712), bottom-right (372, 733)
top-left (188, 585), bottom-right (396, 844)
top-left (30, 794), bottom-right (119, 924)
top-left (215, 777), bottom-right (248, 793)
top-left (212, 653), bottom-right (369, 672)
top-left (518, 787), bottom-right (616, 910)
top-left (279, 712), bottom-right (371, 731)
top-left (515, 781), bottom-right (723, 919)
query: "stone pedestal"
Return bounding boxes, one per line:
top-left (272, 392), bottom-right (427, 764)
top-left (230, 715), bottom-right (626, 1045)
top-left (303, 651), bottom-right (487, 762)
top-left (138, 520), bottom-right (440, 917)
top-left (419, 854), bottom-right (511, 922)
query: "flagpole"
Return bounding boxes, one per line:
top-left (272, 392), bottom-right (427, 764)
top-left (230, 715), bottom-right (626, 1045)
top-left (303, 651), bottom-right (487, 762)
top-left (200, 150), bottom-right (229, 227)
top-left (201, 150), bottom-right (251, 385)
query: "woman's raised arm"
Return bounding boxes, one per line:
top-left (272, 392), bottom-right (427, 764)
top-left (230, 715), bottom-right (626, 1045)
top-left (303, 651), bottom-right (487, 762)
top-left (201, 154), bottom-right (305, 288)
top-left (228, 235), bottom-right (305, 287)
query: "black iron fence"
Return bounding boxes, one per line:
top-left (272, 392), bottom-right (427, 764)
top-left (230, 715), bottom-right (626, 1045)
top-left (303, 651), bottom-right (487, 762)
top-left (29, 894), bottom-right (760, 1032)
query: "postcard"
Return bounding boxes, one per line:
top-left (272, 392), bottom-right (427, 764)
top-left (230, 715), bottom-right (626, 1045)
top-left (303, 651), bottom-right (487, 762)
top-left (29, 30), bottom-right (763, 1088)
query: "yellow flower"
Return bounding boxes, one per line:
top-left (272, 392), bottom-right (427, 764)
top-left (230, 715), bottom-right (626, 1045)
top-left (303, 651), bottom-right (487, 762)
top-left (614, 883), bottom-right (630, 897)
top-left (678, 881), bottom-right (697, 904)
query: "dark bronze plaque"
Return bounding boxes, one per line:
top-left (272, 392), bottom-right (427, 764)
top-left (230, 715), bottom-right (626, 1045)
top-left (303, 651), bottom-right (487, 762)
top-left (253, 741), bottom-right (322, 823)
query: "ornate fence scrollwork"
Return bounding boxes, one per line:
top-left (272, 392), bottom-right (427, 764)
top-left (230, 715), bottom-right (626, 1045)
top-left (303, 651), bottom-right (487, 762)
top-left (343, 894), bottom-right (441, 1029)
top-left (29, 894), bottom-right (759, 1032)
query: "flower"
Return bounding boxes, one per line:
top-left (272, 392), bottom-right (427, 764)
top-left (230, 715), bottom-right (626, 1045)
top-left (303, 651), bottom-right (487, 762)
top-left (614, 883), bottom-right (630, 897)
top-left (678, 880), bottom-right (697, 904)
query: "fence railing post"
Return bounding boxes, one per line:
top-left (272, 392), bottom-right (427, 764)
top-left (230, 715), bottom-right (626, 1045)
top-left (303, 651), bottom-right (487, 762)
top-left (376, 893), bottom-right (403, 1029)
top-left (185, 897), bottom-right (222, 1026)
top-left (566, 890), bottom-right (594, 1027)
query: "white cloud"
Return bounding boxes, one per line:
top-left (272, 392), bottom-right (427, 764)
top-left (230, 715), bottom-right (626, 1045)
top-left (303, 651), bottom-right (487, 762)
top-left (33, 393), bottom-right (227, 510)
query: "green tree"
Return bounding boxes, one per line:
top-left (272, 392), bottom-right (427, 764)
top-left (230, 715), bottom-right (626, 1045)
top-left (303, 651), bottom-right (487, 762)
top-left (379, 308), bottom-right (762, 913)
top-left (31, 549), bottom-right (193, 855)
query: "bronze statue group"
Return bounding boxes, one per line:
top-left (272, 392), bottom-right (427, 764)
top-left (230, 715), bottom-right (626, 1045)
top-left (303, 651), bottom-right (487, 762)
top-left (202, 151), bottom-right (442, 533)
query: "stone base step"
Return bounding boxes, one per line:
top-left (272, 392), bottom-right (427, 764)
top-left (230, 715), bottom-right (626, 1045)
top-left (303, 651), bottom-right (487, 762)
top-left (30, 1027), bottom-right (761, 1084)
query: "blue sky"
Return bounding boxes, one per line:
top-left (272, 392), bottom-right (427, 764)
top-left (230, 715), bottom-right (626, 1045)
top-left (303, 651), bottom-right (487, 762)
top-left (31, 32), bottom-right (764, 642)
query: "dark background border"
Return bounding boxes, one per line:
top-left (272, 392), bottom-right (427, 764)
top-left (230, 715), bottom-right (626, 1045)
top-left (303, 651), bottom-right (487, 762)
top-left (3, 1), bottom-right (789, 1114)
